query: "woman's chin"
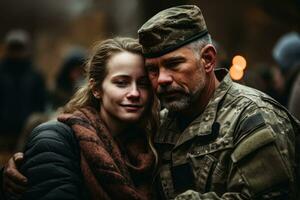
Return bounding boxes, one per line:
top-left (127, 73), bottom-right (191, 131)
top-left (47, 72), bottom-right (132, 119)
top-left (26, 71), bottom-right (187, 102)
top-left (120, 113), bottom-right (143, 123)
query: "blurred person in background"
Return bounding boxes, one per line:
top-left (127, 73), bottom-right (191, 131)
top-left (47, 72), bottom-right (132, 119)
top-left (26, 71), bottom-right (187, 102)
top-left (11, 48), bottom-right (87, 155)
top-left (0, 29), bottom-right (47, 150)
top-left (50, 47), bottom-right (87, 110)
top-left (273, 31), bottom-right (300, 119)
top-left (245, 63), bottom-right (287, 106)
top-left (288, 63), bottom-right (300, 120)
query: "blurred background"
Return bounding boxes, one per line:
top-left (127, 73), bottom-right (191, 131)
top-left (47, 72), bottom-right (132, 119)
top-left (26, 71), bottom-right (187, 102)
top-left (0, 0), bottom-right (300, 165)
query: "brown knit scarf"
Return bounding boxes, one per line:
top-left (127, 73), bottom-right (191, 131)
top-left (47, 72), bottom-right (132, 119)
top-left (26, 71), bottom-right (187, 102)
top-left (57, 107), bottom-right (155, 200)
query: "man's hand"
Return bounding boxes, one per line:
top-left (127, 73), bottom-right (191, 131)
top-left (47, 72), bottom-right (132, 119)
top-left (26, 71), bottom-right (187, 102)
top-left (3, 152), bottom-right (27, 199)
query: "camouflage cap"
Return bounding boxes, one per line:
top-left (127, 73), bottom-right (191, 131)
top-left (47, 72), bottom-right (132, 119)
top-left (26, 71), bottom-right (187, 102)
top-left (138, 5), bottom-right (208, 58)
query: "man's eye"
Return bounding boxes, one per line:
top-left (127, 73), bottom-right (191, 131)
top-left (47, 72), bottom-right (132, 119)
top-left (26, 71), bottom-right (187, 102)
top-left (166, 61), bottom-right (180, 68)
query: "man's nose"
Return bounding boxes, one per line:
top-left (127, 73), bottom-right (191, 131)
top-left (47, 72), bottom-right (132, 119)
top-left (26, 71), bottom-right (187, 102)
top-left (157, 68), bottom-right (172, 86)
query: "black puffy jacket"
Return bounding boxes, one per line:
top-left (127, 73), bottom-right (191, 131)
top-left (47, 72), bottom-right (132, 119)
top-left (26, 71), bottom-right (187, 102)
top-left (20, 121), bottom-right (89, 200)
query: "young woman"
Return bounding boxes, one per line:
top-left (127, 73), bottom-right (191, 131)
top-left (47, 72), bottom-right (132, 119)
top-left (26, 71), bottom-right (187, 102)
top-left (3, 37), bottom-right (158, 200)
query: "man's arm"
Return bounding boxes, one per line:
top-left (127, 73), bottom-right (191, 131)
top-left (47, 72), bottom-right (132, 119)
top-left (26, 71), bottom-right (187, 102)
top-left (2, 153), bottom-right (27, 199)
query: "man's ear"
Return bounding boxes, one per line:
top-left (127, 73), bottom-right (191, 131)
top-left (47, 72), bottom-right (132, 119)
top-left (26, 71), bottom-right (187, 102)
top-left (89, 78), bottom-right (101, 99)
top-left (200, 44), bottom-right (217, 73)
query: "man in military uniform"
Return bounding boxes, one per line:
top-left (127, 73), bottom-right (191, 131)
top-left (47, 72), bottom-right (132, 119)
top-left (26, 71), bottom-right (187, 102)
top-left (138, 5), bottom-right (299, 199)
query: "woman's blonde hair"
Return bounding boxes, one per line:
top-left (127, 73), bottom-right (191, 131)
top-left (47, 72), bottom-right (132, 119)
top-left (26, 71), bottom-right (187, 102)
top-left (63, 37), bottom-right (159, 168)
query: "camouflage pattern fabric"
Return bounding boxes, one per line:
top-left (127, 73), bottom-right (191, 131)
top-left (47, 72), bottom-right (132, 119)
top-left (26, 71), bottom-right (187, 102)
top-left (154, 69), bottom-right (300, 200)
top-left (138, 5), bottom-right (208, 58)
top-left (174, 190), bottom-right (200, 200)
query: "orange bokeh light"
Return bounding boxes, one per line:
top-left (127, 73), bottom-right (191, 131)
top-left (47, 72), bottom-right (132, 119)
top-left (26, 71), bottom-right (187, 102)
top-left (229, 65), bottom-right (244, 80)
top-left (232, 55), bottom-right (247, 70)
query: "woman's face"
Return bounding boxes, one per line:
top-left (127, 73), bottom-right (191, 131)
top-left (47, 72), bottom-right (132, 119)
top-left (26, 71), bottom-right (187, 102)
top-left (99, 51), bottom-right (150, 124)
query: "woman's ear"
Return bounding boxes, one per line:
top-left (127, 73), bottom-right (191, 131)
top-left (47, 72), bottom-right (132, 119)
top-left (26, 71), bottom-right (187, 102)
top-left (89, 78), bottom-right (101, 99)
top-left (200, 44), bottom-right (217, 73)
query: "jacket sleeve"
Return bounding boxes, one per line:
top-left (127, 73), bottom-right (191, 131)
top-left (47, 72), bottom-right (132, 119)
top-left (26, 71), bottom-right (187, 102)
top-left (20, 121), bottom-right (85, 200)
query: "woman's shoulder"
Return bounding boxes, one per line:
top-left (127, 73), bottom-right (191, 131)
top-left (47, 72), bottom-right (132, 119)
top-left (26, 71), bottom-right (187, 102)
top-left (29, 120), bottom-right (74, 142)
top-left (24, 120), bottom-right (79, 157)
top-left (32, 120), bottom-right (72, 134)
top-left (21, 122), bottom-right (85, 200)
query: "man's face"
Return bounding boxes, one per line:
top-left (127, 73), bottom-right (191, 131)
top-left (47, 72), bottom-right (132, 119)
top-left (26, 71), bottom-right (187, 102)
top-left (145, 46), bottom-right (206, 112)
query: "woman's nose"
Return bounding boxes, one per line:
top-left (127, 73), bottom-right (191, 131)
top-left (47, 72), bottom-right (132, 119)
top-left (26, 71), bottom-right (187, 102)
top-left (127, 85), bottom-right (140, 98)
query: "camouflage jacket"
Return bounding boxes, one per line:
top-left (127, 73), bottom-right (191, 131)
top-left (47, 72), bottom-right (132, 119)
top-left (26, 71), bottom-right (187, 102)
top-left (154, 69), bottom-right (300, 200)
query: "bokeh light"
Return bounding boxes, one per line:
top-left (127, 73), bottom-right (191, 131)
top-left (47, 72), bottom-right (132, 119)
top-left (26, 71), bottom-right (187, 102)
top-left (229, 65), bottom-right (244, 80)
top-left (232, 55), bottom-right (247, 70)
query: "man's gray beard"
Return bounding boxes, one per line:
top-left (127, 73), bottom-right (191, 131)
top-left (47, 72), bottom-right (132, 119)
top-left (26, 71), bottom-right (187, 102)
top-left (160, 84), bottom-right (203, 112)
top-left (160, 94), bottom-right (191, 112)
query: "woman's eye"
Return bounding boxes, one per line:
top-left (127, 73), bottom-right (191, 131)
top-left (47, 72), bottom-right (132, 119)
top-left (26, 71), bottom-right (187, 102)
top-left (114, 81), bottom-right (128, 87)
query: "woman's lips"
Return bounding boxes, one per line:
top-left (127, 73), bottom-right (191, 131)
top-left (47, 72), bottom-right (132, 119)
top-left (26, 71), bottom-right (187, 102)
top-left (121, 104), bottom-right (143, 112)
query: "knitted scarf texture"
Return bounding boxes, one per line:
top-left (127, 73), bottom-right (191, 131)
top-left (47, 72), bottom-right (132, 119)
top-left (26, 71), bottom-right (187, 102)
top-left (57, 107), bottom-right (155, 200)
